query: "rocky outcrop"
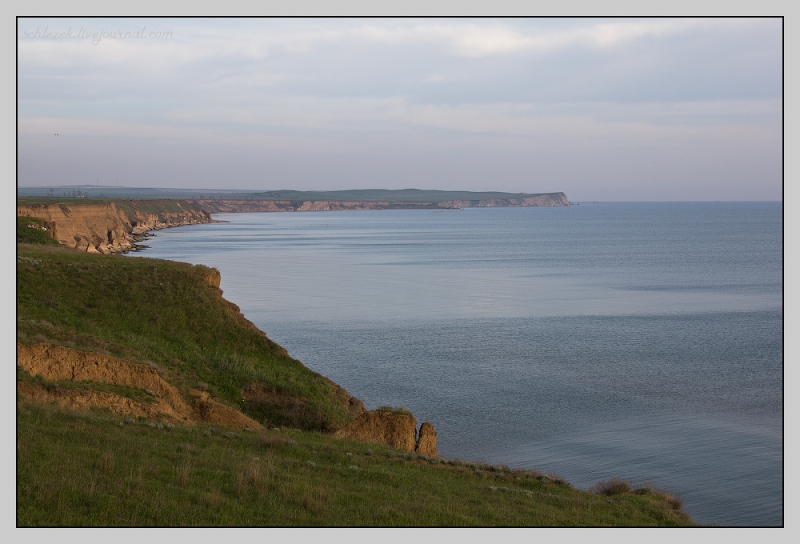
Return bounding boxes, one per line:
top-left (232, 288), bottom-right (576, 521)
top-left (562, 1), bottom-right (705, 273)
top-left (333, 410), bottom-right (418, 451)
top-left (332, 410), bottom-right (438, 456)
top-left (16, 200), bottom-right (212, 254)
top-left (416, 422), bottom-right (438, 457)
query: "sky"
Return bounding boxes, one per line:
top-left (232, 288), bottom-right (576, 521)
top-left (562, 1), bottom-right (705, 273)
top-left (16, 17), bottom-right (783, 201)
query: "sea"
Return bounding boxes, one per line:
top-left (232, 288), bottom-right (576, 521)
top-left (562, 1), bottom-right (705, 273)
top-left (130, 202), bottom-right (783, 527)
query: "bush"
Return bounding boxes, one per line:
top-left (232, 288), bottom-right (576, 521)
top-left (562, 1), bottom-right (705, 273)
top-left (590, 478), bottom-right (631, 496)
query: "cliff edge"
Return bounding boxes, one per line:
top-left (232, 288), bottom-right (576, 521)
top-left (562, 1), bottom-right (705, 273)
top-left (192, 191), bottom-right (569, 213)
top-left (16, 199), bottom-right (212, 254)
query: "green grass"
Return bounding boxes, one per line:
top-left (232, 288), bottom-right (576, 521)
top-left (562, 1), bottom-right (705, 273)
top-left (17, 402), bottom-right (696, 526)
top-left (17, 216), bottom-right (59, 246)
top-left (17, 243), bottom-right (354, 431)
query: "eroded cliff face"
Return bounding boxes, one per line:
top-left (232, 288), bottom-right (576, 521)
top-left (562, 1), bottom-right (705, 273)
top-left (16, 343), bottom-right (263, 429)
top-left (438, 192), bottom-right (571, 208)
top-left (332, 410), bottom-right (439, 456)
top-left (192, 199), bottom-right (436, 213)
top-left (192, 192), bottom-right (569, 214)
top-left (17, 200), bottom-right (212, 254)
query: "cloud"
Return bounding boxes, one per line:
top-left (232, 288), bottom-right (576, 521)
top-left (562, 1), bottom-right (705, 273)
top-left (15, 18), bottom-right (782, 200)
top-left (18, 18), bottom-right (767, 70)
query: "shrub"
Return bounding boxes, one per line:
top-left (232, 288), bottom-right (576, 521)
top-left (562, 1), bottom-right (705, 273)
top-left (590, 478), bottom-right (631, 496)
top-left (665, 495), bottom-right (683, 510)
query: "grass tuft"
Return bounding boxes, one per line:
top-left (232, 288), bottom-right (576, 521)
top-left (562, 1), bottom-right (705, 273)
top-left (376, 406), bottom-right (412, 415)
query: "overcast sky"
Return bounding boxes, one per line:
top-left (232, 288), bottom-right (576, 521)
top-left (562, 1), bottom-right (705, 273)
top-left (16, 17), bottom-right (782, 201)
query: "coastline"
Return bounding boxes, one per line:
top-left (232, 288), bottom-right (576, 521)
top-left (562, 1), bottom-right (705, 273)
top-left (14, 198), bottom-right (708, 526)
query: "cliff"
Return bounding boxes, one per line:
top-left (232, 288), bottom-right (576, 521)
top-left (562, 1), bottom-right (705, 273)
top-left (16, 199), bottom-right (212, 254)
top-left (16, 242), bottom-right (365, 431)
top-left (438, 193), bottom-right (570, 208)
top-left (191, 192), bottom-right (570, 213)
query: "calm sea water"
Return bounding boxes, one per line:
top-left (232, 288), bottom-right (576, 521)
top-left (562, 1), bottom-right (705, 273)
top-left (132, 202), bottom-right (783, 526)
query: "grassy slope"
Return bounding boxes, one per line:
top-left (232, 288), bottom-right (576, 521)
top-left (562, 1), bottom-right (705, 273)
top-left (16, 240), bottom-right (695, 526)
top-left (17, 197), bottom-right (209, 217)
top-left (17, 403), bottom-right (694, 526)
top-left (17, 217), bottom-right (59, 246)
top-left (16, 243), bottom-right (353, 431)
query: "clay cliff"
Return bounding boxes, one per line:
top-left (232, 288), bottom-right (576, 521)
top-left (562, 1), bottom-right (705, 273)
top-left (192, 192), bottom-right (569, 213)
top-left (333, 410), bottom-right (438, 457)
top-left (16, 200), bottom-right (212, 254)
top-left (17, 193), bottom-right (569, 253)
top-left (438, 193), bottom-right (570, 208)
top-left (17, 343), bottom-right (263, 430)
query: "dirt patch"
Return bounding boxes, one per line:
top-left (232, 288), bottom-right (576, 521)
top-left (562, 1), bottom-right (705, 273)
top-left (17, 381), bottom-right (181, 421)
top-left (17, 343), bottom-right (191, 417)
top-left (17, 343), bottom-right (262, 430)
top-left (190, 389), bottom-right (261, 430)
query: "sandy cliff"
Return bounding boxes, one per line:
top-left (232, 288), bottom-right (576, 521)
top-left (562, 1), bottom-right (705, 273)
top-left (333, 410), bottom-right (438, 457)
top-left (438, 193), bottom-right (570, 208)
top-left (192, 192), bottom-right (569, 214)
top-left (17, 200), bottom-right (212, 254)
top-left (17, 194), bottom-right (569, 253)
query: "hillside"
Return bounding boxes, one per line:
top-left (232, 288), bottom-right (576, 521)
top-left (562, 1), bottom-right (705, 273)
top-left (16, 203), bottom-right (695, 526)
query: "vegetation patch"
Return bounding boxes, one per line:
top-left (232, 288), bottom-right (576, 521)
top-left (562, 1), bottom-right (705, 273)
top-left (376, 406), bottom-right (413, 416)
top-left (17, 217), bottom-right (58, 246)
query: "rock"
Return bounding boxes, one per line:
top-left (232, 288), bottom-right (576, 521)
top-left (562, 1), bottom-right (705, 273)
top-left (333, 410), bottom-right (418, 452)
top-left (333, 410), bottom-right (439, 457)
top-left (415, 422), bottom-right (438, 457)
